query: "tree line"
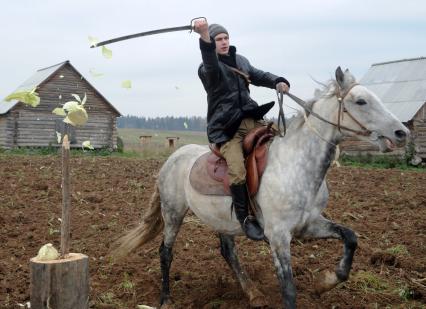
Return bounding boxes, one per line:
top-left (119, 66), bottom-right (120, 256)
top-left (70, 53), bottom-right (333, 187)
top-left (118, 115), bottom-right (290, 132)
top-left (117, 115), bottom-right (207, 131)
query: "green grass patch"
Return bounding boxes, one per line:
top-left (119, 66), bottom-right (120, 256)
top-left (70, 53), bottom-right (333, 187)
top-left (98, 291), bottom-right (116, 304)
top-left (117, 128), bottom-right (208, 159)
top-left (386, 244), bottom-right (409, 256)
top-left (206, 298), bottom-right (226, 308)
top-left (0, 145), bottom-right (168, 160)
top-left (397, 285), bottom-right (415, 301)
top-left (121, 273), bottom-right (135, 291)
top-left (118, 128), bottom-right (208, 147)
top-left (340, 154), bottom-right (424, 170)
top-left (97, 291), bottom-right (126, 308)
top-left (350, 271), bottom-right (389, 293)
top-left (0, 146), bottom-right (59, 156)
top-left (0, 128), bottom-right (208, 160)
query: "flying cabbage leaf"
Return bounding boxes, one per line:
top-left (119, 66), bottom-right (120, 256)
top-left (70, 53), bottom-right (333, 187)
top-left (4, 88), bottom-right (40, 107)
top-left (88, 35), bottom-right (99, 47)
top-left (82, 140), bottom-right (94, 150)
top-left (64, 105), bottom-right (88, 126)
top-left (52, 108), bottom-right (66, 116)
top-left (121, 80), bottom-right (132, 89)
top-left (102, 46), bottom-right (112, 59)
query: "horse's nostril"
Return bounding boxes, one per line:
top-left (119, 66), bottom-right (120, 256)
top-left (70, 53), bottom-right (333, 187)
top-left (395, 130), bottom-right (407, 139)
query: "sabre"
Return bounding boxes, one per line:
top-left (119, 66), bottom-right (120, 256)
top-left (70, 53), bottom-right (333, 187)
top-left (90, 17), bottom-right (206, 48)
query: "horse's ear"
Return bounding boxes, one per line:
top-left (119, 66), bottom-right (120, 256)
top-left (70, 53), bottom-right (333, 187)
top-left (335, 66), bottom-right (345, 87)
top-left (335, 66), bottom-right (356, 90)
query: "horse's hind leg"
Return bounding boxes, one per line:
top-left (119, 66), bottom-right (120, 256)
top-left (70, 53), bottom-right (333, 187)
top-left (159, 201), bottom-right (188, 307)
top-left (301, 215), bottom-right (357, 294)
top-left (218, 234), bottom-right (268, 307)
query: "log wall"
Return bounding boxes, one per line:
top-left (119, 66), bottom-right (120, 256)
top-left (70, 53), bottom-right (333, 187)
top-left (0, 116), bottom-right (8, 148)
top-left (0, 111), bottom-right (17, 149)
top-left (413, 103), bottom-right (426, 159)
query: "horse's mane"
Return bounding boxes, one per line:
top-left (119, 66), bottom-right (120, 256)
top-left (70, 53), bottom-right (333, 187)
top-left (287, 80), bottom-right (339, 131)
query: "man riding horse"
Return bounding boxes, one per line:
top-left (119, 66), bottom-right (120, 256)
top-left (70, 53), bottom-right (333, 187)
top-left (194, 20), bottom-right (291, 241)
top-left (110, 17), bottom-right (410, 309)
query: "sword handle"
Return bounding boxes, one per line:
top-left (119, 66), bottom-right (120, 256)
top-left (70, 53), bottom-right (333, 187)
top-left (190, 17), bottom-right (207, 33)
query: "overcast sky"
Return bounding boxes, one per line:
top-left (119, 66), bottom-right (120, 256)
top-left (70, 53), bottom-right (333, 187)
top-left (1, 0), bottom-right (425, 118)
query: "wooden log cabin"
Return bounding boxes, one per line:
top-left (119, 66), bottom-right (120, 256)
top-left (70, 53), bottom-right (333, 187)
top-left (341, 57), bottom-right (426, 160)
top-left (0, 60), bottom-right (121, 149)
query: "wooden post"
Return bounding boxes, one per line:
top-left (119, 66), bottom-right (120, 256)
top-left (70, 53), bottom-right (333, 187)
top-left (30, 130), bottom-right (89, 309)
top-left (61, 134), bottom-right (71, 256)
top-left (30, 253), bottom-right (89, 309)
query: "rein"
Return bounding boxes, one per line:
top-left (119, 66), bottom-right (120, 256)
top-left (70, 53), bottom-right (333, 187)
top-left (281, 83), bottom-right (372, 137)
top-left (276, 90), bottom-right (287, 136)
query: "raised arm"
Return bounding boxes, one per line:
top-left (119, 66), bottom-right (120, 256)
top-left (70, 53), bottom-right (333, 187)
top-left (194, 19), bottom-right (221, 86)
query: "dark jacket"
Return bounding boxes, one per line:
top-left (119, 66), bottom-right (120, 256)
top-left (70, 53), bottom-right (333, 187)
top-left (198, 39), bottom-right (289, 144)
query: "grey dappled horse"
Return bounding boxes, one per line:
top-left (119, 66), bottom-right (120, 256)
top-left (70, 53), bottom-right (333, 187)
top-left (112, 67), bottom-right (409, 308)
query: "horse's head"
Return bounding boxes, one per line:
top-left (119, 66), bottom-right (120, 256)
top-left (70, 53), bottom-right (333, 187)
top-left (334, 67), bottom-right (409, 152)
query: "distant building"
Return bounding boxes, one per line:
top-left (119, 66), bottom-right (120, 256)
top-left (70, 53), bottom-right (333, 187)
top-left (166, 136), bottom-right (179, 148)
top-left (0, 60), bottom-right (121, 149)
top-left (139, 135), bottom-right (152, 145)
top-left (341, 57), bottom-right (426, 160)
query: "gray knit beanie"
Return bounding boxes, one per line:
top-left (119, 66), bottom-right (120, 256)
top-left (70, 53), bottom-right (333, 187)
top-left (208, 24), bottom-right (229, 39)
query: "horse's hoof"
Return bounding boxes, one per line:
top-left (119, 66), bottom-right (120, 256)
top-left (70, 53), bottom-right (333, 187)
top-left (249, 294), bottom-right (268, 308)
top-left (160, 303), bottom-right (174, 309)
top-left (314, 270), bottom-right (340, 295)
top-left (160, 299), bottom-right (174, 309)
top-left (247, 283), bottom-right (268, 308)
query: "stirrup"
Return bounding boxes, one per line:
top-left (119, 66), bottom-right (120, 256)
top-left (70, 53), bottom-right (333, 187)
top-left (243, 215), bottom-right (257, 225)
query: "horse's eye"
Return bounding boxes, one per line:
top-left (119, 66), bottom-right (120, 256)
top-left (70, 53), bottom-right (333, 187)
top-left (355, 99), bottom-right (367, 106)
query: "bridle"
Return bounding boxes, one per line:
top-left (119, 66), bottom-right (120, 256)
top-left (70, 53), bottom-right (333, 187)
top-left (335, 84), bottom-right (371, 136)
top-left (277, 83), bottom-right (372, 137)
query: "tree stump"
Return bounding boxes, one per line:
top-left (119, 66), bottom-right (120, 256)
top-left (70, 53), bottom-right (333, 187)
top-left (30, 253), bottom-right (89, 309)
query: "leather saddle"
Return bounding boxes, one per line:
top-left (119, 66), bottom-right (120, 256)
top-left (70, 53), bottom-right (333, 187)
top-left (189, 123), bottom-right (275, 196)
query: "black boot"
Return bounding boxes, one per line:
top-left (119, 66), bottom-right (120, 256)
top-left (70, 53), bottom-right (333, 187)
top-left (230, 183), bottom-right (264, 241)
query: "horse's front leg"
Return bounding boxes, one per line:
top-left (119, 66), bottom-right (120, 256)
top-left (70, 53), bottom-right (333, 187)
top-left (269, 233), bottom-right (296, 309)
top-left (301, 215), bottom-right (358, 294)
top-left (218, 234), bottom-right (268, 308)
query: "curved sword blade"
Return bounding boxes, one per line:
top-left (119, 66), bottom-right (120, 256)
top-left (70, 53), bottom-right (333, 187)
top-left (91, 25), bottom-right (193, 48)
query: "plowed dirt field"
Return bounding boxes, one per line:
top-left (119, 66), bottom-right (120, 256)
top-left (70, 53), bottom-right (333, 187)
top-left (1, 155), bottom-right (425, 308)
